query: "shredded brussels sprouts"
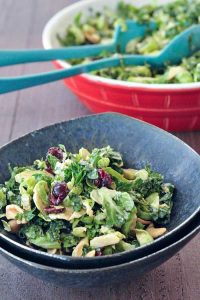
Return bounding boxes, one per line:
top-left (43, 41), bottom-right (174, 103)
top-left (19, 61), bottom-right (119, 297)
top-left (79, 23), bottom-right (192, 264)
top-left (57, 0), bottom-right (200, 84)
top-left (0, 145), bottom-right (174, 256)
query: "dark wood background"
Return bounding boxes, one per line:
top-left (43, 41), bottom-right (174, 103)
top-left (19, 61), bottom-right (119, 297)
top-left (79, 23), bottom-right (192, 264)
top-left (0, 1), bottom-right (199, 299)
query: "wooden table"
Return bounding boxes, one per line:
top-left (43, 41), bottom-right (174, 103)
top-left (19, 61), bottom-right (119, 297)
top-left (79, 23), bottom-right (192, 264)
top-left (0, 1), bottom-right (199, 299)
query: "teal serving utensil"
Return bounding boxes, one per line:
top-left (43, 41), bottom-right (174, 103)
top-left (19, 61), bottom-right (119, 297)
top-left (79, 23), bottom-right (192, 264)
top-left (0, 21), bottom-right (156, 67)
top-left (1, 24), bottom-right (200, 94)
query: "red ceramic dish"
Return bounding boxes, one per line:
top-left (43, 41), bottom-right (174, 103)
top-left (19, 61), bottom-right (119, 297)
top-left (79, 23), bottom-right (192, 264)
top-left (43, 0), bottom-right (200, 131)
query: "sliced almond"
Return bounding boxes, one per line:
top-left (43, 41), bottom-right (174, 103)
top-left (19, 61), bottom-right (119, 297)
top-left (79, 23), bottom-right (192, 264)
top-left (90, 232), bottom-right (124, 249)
top-left (84, 32), bottom-right (100, 44)
top-left (47, 249), bottom-right (58, 255)
top-left (48, 207), bottom-right (74, 221)
top-left (6, 204), bottom-right (23, 219)
top-left (48, 208), bottom-right (85, 221)
top-left (167, 66), bottom-right (183, 80)
top-left (85, 250), bottom-right (96, 257)
top-left (82, 200), bottom-right (93, 217)
top-left (6, 204), bottom-right (27, 224)
top-left (69, 209), bottom-right (85, 221)
top-left (72, 237), bottom-right (89, 257)
top-left (123, 169), bottom-right (136, 180)
top-left (146, 226), bottom-right (167, 238)
top-left (47, 249), bottom-right (63, 255)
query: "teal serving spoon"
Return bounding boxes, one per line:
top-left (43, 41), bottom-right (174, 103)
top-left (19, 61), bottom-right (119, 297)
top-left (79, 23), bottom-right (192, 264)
top-left (1, 24), bottom-right (200, 94)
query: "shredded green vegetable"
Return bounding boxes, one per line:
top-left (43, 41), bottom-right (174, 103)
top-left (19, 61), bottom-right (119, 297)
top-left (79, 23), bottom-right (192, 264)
top-left (57, 0), bottom-right (200, 83)
top-left (0, 145), bottom-right (174, 257)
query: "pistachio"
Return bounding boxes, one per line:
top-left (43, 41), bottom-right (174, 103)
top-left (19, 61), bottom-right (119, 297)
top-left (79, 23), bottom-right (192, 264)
top-left (97, 157), bottom-right (110, 168)
top-left (65, 159), bottom-right (72, 166)
top-left (2, 220), bottom-right (11, 232)
top-left (67, 181), bottom-right (74, 190)
top-left (71, 186), bottom-right (82, 195)
top-left (135, 169), bottom-right (149, 180)
top-left (82, 24), bottom-right (96, 34)
top-left (135, 229), bottom-right (153, 246)
top-left (110, 181), bottom-right (117, 190)
top-left (72, 227), bottom-right (87, 238)
top-left (130, 215), bottom-right (137, 231)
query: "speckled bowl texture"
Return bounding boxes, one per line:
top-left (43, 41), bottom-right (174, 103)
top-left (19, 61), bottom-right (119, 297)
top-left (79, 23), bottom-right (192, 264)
top-left (0, 113), bottom-right (200, 270)
top-left (1, 213), bottom-right (199, 287)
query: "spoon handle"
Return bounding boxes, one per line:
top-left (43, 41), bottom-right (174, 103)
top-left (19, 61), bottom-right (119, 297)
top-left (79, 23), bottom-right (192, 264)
top-left (0, 55), bottom-right (158, 94)
top-left (0, 56), bottom-right (120, 94)
top-left (0, 43), bottom-right (115, 67)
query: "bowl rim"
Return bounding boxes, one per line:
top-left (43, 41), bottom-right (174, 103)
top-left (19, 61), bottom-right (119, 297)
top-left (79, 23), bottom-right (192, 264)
top-left (42, 0), bottom-right (200, 91)
top-left (1, 213), bottom-right (199, 273)
top-left (0, 112), bottom-right (200, 263)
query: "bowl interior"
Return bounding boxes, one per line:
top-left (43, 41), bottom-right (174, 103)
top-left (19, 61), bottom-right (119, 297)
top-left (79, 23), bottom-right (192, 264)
top-left (0, 113), bottom-right (200, 266)
top-left (42, 0), bottom-right (200, 90)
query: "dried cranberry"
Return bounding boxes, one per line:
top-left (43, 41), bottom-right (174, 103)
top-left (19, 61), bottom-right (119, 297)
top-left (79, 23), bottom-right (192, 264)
top-left (93, 178), bottom-right (101, 187)
top-left (48, 147), bottom-right (63, 161)
top-left (50, 182), bottom-right (69, 206)
top-left (94, 169), bottom-right (112, 188)
top-left (95, 249), bottom-right (102, 256)
top-left (45, 161), bottom-right (55, 175)
top-left (44, 206), bottom-right (65, 214)
top-left (53, 182), bottom-right (68, 199)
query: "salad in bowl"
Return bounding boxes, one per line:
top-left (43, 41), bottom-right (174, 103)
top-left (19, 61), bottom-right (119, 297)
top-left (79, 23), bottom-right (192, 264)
top-left (0, 145), bottom-right (174, 257)
top-left (57, 0), bottom-right (200, 84)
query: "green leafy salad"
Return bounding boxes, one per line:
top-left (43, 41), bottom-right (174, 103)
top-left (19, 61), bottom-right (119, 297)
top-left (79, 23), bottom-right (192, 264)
top-left (0, 145), bottom-right (174, 257)
top-left (57, 0), bottom-right (200, 84)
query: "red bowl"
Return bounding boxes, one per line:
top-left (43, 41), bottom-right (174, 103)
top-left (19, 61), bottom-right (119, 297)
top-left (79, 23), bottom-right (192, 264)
top-left (55, 61), bottom-right (200, 131)
top-left (43, 0), bottom-right (200, 132)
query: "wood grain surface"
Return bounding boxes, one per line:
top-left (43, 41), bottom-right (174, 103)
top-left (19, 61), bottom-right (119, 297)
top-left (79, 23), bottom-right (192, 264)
top-left (0, 1), bottom-right (199, 299)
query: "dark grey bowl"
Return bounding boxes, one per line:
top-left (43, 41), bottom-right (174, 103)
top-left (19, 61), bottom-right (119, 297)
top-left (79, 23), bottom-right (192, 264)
top-left (0, 113), bottom-right (200, 269)
top-left (1, 213), bottom-right (199, 288)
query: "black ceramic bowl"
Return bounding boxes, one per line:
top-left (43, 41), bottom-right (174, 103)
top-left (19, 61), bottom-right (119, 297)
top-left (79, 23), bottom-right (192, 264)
top-left (0, 113), bottom-right (200, 269)
top-left (1, 213), bottom-right (199, 288)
